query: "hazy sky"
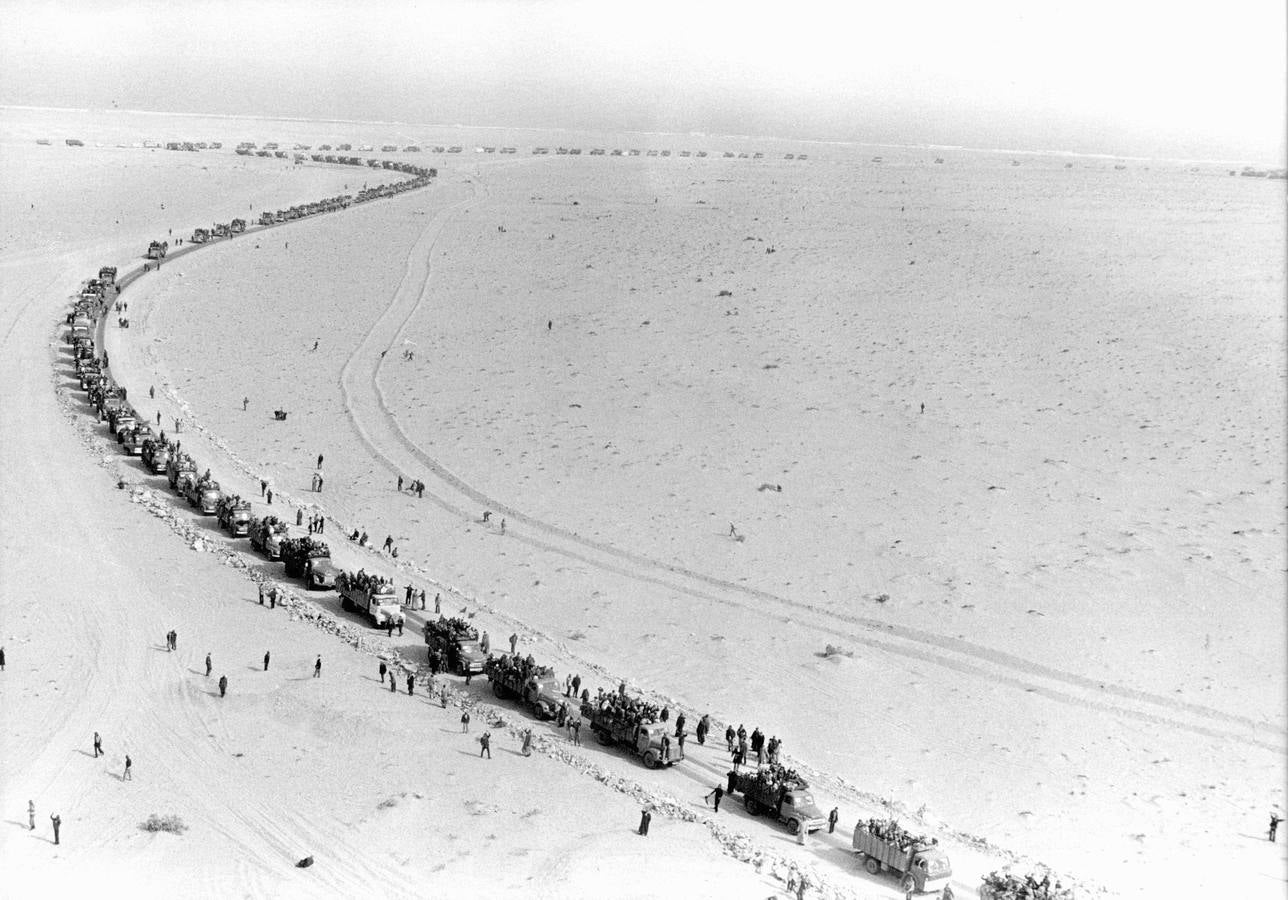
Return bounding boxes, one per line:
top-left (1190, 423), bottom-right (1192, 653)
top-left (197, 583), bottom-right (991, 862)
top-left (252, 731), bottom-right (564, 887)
top-left (3, 0), bottom-right (1284, 161)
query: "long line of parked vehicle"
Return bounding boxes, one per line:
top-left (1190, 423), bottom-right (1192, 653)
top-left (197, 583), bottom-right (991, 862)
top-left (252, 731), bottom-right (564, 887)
top-left (60, 161), bottom-right (1071, 900)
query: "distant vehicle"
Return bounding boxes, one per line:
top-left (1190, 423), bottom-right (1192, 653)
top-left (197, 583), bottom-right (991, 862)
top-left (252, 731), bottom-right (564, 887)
top-left (216, 495), bottom-right (253, 536)
top-left (281, 537), bottom-right (335, 589)
top-left (65, 139), bottom-right (84, 147)
top-left (230, 218), bottom-right (246, 234)
top-left (852, 821), bottom-right (953, 898)
top-left (250, 515), bottom-right (290, 560)
top-left (36, 138), bottom-right (51, 146)
top-left (142, 438), bottom-right (170, 474)
top-left (424, 617), bottom-right (487, 674)
top-left (337, 572), bottom-right (404, 626)
top-left (184, 475), bottom-right (223, 514)
top-left (485, 656), bottom-right (562, 720)
top-left (146, 240), bottom-right (168, 260)
top-left (190, 228), bottom-right (209, 244)
top-left (726, 766), bottom-right (825, 835)
top-left (581, 702), bottom-right (683, 769)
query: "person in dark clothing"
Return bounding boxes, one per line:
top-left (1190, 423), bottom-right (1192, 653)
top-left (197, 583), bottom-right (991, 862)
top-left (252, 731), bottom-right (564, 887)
top-left (638, 808), bottom-right (651, 836)
top-left (93, 731), bottom-right (102, 758)
top-left (123, 755), bottom-right (133, 781)
top-left (379, 661), bottom-right (388, 684)
top-left (263, 651), bottom-right (271, 672)
top-left (725, 725), bottom-right (736, 751)
top-left (571, 673), bottom-right (581, 696)
top-left (390, 673), bottom-right (397, 693)
top-left (205, 653), bottom-right (213, 676)
top-left (509, 633), bottom-right (518, 654)
top-left (727, 770), bottom-right (738, 795)
top-left (696, 714), bottom-right (708, 745)
top-left (314, 656), bottom-right (322, 678)
top-left (705, 785), bottom-right (724, 812)
top-left (258, 584), bottom-right (265, 605)
top-left (1271, 813), bottom-right (1283, 842)
top-left (316, 454), bottom-right (323, 469)
top-left (406, 674), bottom-right (414, 695)
top-left (50, 813), bottom-right (61, 845)
top-left (828, 807), bottom-right (839, 833)
top-left (674, 713), bottom-right (686, 738)
top-left (397, 474), bottom-right (404, 491)
top-left (219, 675), bottom-right (228, 697)
top-left (479, 731), bottom-right (491, 758)
top-left (397, 620), bottom-right (404, 637)
top-left (0, 646), bottom-right (5, 670)
top-left (386, 620), bottom-right (394, 638)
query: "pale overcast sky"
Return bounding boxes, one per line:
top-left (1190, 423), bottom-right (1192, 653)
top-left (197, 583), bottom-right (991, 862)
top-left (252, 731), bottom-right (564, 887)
top-left (2, 0), bottom-right (1283, 161)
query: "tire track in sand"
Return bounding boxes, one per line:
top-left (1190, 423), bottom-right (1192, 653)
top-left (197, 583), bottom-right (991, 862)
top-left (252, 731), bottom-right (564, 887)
top-left (336, 172), bottom-right (1280, 753)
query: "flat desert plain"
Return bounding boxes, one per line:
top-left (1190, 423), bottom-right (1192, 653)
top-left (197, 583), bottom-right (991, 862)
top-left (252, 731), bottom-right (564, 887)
top-left (1, 106), bottom-right (1284, 899)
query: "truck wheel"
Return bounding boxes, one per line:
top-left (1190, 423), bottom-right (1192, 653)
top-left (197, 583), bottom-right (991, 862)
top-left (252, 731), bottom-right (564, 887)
top-left (341, 597), bottom-right (352, 612)
top-left (863, 857), bottom-right (880, 876)
top-left (596, 729), bottom-right (613, 746)
top-left (744, 796), bottom-right (759, 816)
top-left (643, 751), bottom-right (659, 769)
top-left (900, 874), bottom-right (915, 893)
top-left (492, 682), bottom-right (503, 698)
top-left (786, 818), bottom-right (800, 835)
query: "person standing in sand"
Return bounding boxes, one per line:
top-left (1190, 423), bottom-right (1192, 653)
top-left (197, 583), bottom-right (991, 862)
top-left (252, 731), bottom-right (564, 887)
top-left (379, 661), bottom-right (388, 684)
top-left (205, 653), bottom-right (212, 677)
top-left (264, 651), bottom-right (271, 672)
top-left (50, 813), bottom-right (61, 845)
top-left (315, 656), bottom-right (323, 678)
top-left (123, 755), bottom-right (133, 781)
top-left (219, 675), bottom-right (228, 697)
top-left (93, 731), bottom-right (102, 758)
top-left (28, 800), bottom-right (36, 830)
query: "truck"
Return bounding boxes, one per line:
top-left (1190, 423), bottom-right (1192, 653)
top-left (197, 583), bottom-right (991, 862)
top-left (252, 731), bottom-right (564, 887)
top-left (230, 218), bottom-right (247, 234)
top-left (184, 475), bottom-right (223, 514)
top-left (122, 425), bottom-right (154, 456)
top-left (579, 701), bottom-right (684, 769)
top-left (484, 655), bottom-right (563, 720)
top-left (70, 315), bottom-right (92, 344)
top-left (166, 451), bottom-right (196, 489)
top-left (249, 515), bottom-right (290, 559)
top-left (280, 537), bottom-right (338, 589)
top-left (98, 266), bottom-right (118, 284)
top-left (146, 240), bottom-right (168, 259)
top-left (212, 222), bottom-right (230, 239)
top-left (852, 820), bottom-right (953, 898)
top-left (423, 617), bottom-right (488, 675)
top-left (727, 765), bottom-right (826, 835)
top-left (216, 495), bottom-right (253, 536)
top-left (191, 228), bottom-right (210, 244)
top-left (337, 571), bottom-right (404, 626)
top-left (141, 438), bottom-right (170, 474)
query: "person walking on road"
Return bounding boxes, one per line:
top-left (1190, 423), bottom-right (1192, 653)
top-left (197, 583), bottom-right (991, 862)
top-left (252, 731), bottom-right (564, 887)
top-left (479, 731), bottom-right (491, 758)
top-left (315, 656), bottom-right (323, 678)
top-left (123, 755), bottom-right (133, 781)
top-left (379, 661), bottom-right (388, 684)
top-left (205, 653), bottom-right (212, 677)
top-left (705, 785), bottom-right (724, 812)
top-left (50, 813), bottom-right (61, 845)
top-left (638, 808), bottom-right (651, 836)
top-left (390, 672), bottom-right (397, 693)
top-left (828, 807), bottom-right (839, 834)
top-left (406, 673), bottom-right (414, 695)
top-left (219, 674), bottom-right (228, 697)
top-left (521, 728), bottom-right (533, 756)
top-left (93, 731), bottom-right (102, 758)
top-left (263, 651), bottom-right (271, 672)
top-left (258, 584), bottom-right (265, 605)
top-left (461, 711), bottom-right (471, 733)
top-left (509, 633), bottom-right (518, 654)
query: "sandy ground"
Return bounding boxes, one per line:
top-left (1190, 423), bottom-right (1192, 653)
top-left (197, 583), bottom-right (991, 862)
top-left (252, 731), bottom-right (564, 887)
top-left (2, 106), bottom-right (1285, 899)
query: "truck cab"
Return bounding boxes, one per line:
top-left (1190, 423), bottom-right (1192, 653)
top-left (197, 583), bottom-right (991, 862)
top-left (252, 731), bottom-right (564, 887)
top-left (634, 721), bottom-right (684, 769)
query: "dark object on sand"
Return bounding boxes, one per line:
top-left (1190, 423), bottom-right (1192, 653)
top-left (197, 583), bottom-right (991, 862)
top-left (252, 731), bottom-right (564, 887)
top-left (296, 855), bottom-right (314, 868)
top-left (274, 410), bottom-right (288, 421)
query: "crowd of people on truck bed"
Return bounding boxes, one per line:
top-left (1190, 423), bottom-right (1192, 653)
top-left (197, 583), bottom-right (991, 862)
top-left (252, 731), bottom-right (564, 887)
top-left (861, 816), bottom-right (934, 851)
top-left (338, 568), bottom-right (393, 595)
top-left (982, 870), bottom-right (1071, 900)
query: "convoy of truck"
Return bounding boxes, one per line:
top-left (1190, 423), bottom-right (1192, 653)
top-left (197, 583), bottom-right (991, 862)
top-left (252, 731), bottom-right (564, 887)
top-left (57, 151), bottom-right (991, 896)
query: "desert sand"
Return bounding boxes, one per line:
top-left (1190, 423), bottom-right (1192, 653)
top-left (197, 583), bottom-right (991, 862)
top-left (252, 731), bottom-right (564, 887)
top-left (1, 106), bottom-right (1284, 899)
